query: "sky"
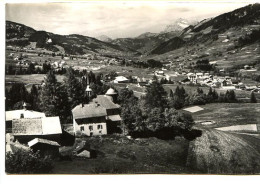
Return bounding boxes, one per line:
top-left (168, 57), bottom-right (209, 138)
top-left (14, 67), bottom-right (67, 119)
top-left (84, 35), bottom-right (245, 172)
top-left (5, 1), bottom-right (258, 39)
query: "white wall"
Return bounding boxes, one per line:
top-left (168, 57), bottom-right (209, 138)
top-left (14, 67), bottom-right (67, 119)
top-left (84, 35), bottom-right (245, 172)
top-left (74, 119), bottom-right (107, 136)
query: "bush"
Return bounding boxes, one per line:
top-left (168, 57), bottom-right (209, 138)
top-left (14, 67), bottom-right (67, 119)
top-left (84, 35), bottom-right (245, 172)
top-left (6, 149), bottom-right (54, 174)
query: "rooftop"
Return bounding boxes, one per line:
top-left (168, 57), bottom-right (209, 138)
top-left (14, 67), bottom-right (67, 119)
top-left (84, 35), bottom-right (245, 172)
top-left (72, 103), bottom-right (107, 119)
top-left (12, 116), bottom-right (62, 136)
top-left (6, 109), bottom-right (46, 121)
top-left (91, 95), bottom-right (120, 110)
top-left (28, 138), bottom-right (60, 147)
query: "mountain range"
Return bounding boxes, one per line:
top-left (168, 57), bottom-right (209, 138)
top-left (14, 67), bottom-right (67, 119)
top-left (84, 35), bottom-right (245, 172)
top-left (6, 3), bottom-right (260, 68)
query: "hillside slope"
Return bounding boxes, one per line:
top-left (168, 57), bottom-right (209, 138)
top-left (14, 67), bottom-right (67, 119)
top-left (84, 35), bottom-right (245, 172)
top-left (186, 128), bottom-right (260, 174)
top-left (6, 21), bottom-right (138, 56)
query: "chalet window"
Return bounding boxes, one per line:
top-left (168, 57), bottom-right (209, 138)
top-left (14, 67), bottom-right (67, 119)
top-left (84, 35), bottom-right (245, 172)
top-left (89, 125), bottom-right (93, 131)
top-left (90, 132), bottom-right (93, 136)
top-left (99, 130), bottom-right (102, 134)
top-left (20, 113), bottom-right (24, 118)
top-left (80, 126), bottom-right (84, 131)
top-left (97, 125), bottom-right (103, 129)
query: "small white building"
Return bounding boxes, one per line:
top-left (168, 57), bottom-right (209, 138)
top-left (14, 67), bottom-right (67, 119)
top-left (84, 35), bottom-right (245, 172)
top-left (114, 76), bottom-right (129, 83)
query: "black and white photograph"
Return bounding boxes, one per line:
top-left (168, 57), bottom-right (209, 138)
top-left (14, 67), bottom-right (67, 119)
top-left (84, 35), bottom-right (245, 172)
top-left (2, 0), bottom-right (260, 176)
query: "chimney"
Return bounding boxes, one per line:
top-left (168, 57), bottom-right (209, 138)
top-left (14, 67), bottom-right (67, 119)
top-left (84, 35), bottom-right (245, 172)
top-left (81, 103), bottom-right (84, 108)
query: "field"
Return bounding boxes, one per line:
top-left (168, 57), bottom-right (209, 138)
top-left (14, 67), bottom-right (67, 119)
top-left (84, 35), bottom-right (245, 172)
top-left (54, 135), bottom-right (192, 174)
top-left (192, 103), bottom-right (260, 128)
top-left (54, 128), bottom-right (260, 174)
top-left (187, 129), bottom-right (260, 174)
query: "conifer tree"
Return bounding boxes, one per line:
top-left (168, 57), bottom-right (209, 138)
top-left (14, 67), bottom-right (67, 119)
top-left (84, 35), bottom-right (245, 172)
top-left (250, 92), bottom-right (257, 103)
top-left (64, 67), bottom-right (84, 108)
top-left (40, 70), bottom-right (70, 123)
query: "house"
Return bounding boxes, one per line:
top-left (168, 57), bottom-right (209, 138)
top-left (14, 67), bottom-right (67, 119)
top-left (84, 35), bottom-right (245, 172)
top-left (137, 78), bottom-right (148, 87)
top-left (244, 65), bottom-right (251, 70)
top-left (114, 76), bottom-right (129, 83)
top-left (5, 109), bottom-right (46, 133)
top-left (91, 95), bottom-right (122, 133)
top-left (72, 103), bottom-right (107, 137)
top-left (155, 71), bottom-right (164, 76)
top-left (187, 73), bottom-right (196, 83)
top-left (12, 116), bottom-right (62, 144)
top-left (28, 138), bottom-right (60, 157)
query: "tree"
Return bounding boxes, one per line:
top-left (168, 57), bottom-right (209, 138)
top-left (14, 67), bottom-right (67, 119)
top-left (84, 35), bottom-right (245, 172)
top-left (40, 70), bottom-right (70, 123)
top-left (169, 89), bottom-right (174, 98)
top-left (168, 86), bottom-right (187, 109)
top-left (189, 87), bottom-right (206, 105)
top-left (144, 77), bottom-right (167, 109)
top-left (6, 149), bottom-right (53, 174)
top-left (146, 108), bottom-right (165, 131)
top-left (64, 67), bottom-right (84, 109)
top-left (27, 63), bottom-right (35, 74)
top-left (225, 90), bottom-right (237, 103)
top-left (117, 88), bottom-right (137, 105)
top-left (29, 84), bottom-right (40, 111)
top-left (164, 108), bottom-right (194, 130)
top-left (121, 97), bottom-right (143, 133)
top-left (250, 92), bottom-right (257, 103)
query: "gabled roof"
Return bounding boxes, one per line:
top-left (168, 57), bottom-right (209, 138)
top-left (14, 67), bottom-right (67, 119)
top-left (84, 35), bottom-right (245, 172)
top-left (91, 95), bottom-right (120, 110)
top-left (5, 110), bottom-right (46, 121)
top-left (28, 138), bottom-right (60, 147)
top-left (72, 103), bottom-right (107, 119)
top-left (12, 117), bottom-right (62, 136)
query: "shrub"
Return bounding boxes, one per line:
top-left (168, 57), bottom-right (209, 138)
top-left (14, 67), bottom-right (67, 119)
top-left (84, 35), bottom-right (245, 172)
top-left (6, 149), bottom-right (54, 174)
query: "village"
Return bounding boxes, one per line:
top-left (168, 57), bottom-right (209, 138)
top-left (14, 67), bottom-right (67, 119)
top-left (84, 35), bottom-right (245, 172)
top-left (5, 44), bottom-right (260, 174)
top-left (4, 2), bottom-right (260, 175)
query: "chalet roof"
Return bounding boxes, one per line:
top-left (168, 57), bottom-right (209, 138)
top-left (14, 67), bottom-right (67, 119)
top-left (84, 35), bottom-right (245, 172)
top-left (6, 110), bottom-right (46, 121)
top-left (107, 115), bottom-right (122, 122)
top-left (12, 117), bottom-right (62, 136)
top-left (28, 138), bottom-right (60, 147)
top-left (91, 95), bottom-right (120, 110)
top-left (72, 103), bottom-right (107, 119)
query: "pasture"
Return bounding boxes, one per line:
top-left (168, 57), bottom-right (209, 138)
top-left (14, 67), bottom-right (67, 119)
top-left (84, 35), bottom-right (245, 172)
top-left (192, 103), bottom-right (260, 128)
top-left (163, 84), bottom-right (260, 100)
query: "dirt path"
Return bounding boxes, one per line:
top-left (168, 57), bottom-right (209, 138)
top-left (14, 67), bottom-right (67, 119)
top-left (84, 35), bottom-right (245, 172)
top-left (186, 128), bottom-right (260, 174)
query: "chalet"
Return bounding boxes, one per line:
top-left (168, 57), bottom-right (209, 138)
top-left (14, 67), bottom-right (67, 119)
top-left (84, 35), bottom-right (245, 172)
top-left (72, 103), bottom-right (107, 137)
top-left (12, 116), bottom-right (62, 144)
top-left (91, 95), bottom-right (122, 133)
top-left (5, 108), bottom-right (46, 133)
top-left (28, 138), bottom-right (60, 157)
